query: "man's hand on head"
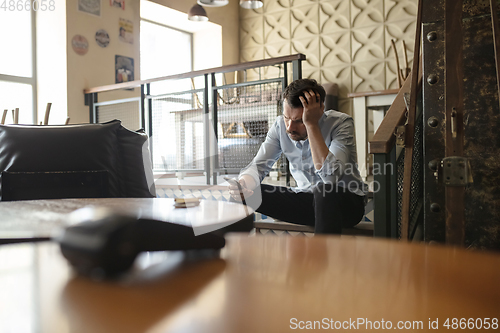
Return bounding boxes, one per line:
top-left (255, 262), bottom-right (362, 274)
top-left (300, 89), bottom-right (324, 128)
top-left (228, 178), bottom-right (254, 202)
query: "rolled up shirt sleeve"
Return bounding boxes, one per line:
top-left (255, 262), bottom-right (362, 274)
top-left (315, 117), bottom-right (356, 184)
top-left (239, 118), bottom-right (283, 187)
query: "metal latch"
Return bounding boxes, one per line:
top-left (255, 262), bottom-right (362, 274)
top-left (395, 126), bottom-right (406, 147)
top-left (441, 156), bottom-right (473, 186)
top-left (394, 92), bottom-right (411, 147)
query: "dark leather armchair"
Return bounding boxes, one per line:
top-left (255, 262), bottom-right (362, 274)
top-left (0, 119), bottom-right (155, 201)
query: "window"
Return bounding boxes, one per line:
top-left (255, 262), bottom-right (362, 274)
top-left (139, 0), bottom-right (222, 77)
top-left (140, 16), bottom-right (194, 171)
top-left (0, 9), bottom-right (36, 124)
top-left (140, 20), bottom-right (193, 94)
top-left (140, 0), bottom-right (223, 175)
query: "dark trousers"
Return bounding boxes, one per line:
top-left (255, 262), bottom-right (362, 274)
top-left (247, 183), bottom-right (365, 234)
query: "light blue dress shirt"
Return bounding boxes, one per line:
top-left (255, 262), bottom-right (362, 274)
top-left (239, 110), bottom-right (367, 196)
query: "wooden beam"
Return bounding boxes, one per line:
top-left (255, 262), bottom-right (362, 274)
top-left (1, 110), bottom-right (7, 125)
top-left (368, 76), bottom-right (413, 154)
top-left (43, 103), bottom-right (51, 125)
top-left (400, 0), bottom-right (423, 241)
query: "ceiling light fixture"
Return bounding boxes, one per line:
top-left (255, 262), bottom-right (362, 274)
top-left (239, 0), bottom-right (263, 9)
top-left (188, 4), bottom-right (209, 22)
top-left (197, 0), bottom-right (228, 7)
top-left (189, 0), bottom-right (260, 23)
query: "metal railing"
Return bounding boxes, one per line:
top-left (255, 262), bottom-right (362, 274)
top-left (368, 74), bottom-right (424, 239)
top-left (84, 54), bottom-right (306, 185)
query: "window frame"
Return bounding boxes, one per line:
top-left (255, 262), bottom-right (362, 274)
top-left (139, 18), bottom-right (194, 80)
top-left (0, 9), bottom-right (37, 123)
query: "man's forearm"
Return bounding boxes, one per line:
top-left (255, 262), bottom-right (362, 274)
top-left (239, 174), bottom-right (258, 190)
top-left (306, 124), bottom-right (330, 170)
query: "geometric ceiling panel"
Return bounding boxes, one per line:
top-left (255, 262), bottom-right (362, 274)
top-left (291, 4), bottom-right (320, 38)
top-left (322, 65), bottom-right (352, 98)
top-left (321, 32), bottom-right (351, 67)
top-left (240, 46), bottom-right (265, 63)
top-left (240, 17), bottom-right (264, 47)
top-left (386, 36), bottom-right (413, 67)
top-left (351, 0), bottom-right (384, 28)
top-left (293, 0), bottom-right (318, 7)
top-left (385, 21), bottom-right (415, 56)
top-left (303, 68), bottom-right (322, 83)
top-left (386, 62), bottom-right (400, 90)
top-left (263, 0), bottom-right (291, 13)
top-left (239, 6), bottom-right (263, 19)
top-left (239, 0), bottom-right (418, 103)
top-left (385, 58), bottom-right (398, 85)
top-left (337, 98), bottom-right (353, 116)
top-left (352, 60), bottom-right (386, 92)
top-left (264, 11), bottom-right (291, 42)
top-left (265, 41), bottom-right (292, 58)
top-left (385, 23), bottom-right (414, 88)
top-left (320, 1), bottom-right (350, 32)
top-left (291, 36), bottom-right (321, 69)
top-left (257, 65), bottom-right (283, 80)
top-left (244, 69), bottom-right (262, 82)
top-left (244, 63), bottom-right (278, 81)
top-left (385, 0), bottom-right (417, 22)
top-left (351, 25), bottom-right (385, 63)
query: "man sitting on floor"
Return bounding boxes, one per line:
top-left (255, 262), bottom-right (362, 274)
top-left (228, 79), bottom-right (367, 234)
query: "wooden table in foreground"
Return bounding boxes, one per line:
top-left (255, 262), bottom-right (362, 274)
top-left (0, 235), bottom-right (499, 333)
top-left (0, 198), bottom-right (253, 240)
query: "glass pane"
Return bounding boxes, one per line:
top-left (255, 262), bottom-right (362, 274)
top-left (0, 81), bottom-right (33, 124)
top-left (0, 10), bottom-right (32, 77)
top-left (140, 21), bottom-right (192, 94)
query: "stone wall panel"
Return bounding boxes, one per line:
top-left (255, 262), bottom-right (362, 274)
top-left (240, 0), bottom-right (417, 114)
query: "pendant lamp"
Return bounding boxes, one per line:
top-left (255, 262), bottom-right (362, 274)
top-left (240, 0), bottom-right (263, 9)
top-left (188, 4), bottom-right (209, 22)
top-left (197, 0), bottom-right (228, 6)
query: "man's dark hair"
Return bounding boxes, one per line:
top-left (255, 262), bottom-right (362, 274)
top-left (282, 79), bottom-right (326, 108)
